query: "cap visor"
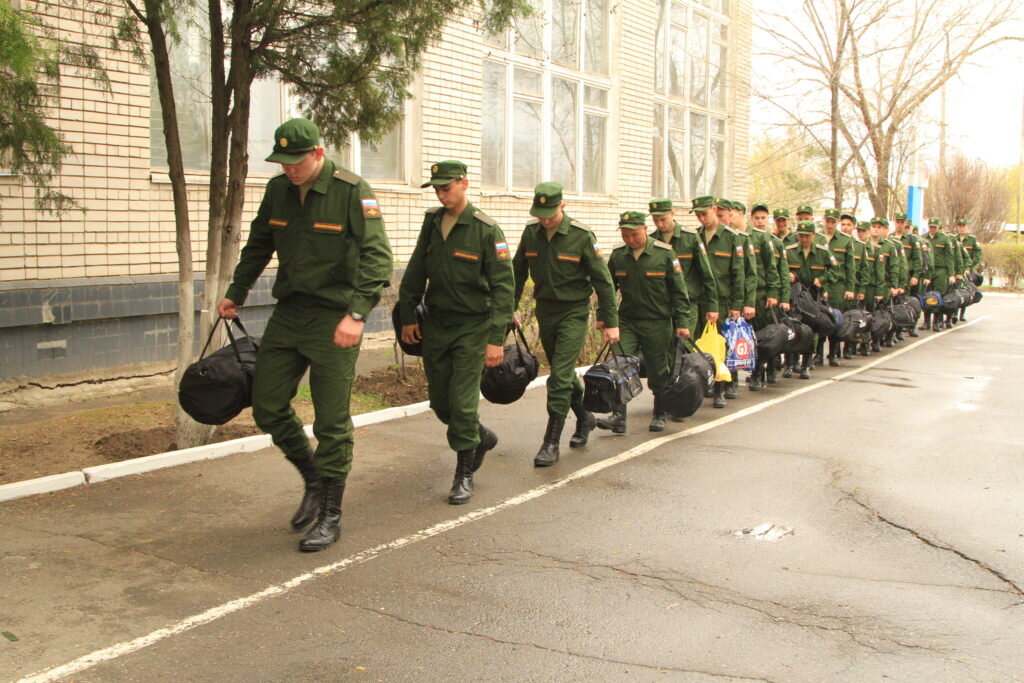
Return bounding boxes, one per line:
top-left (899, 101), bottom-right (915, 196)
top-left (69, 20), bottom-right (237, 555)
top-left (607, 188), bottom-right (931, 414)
top-left (421, 177), bottom-right (457, 188)
top-left (530, 206), bottom-right (557, 218)
top-left (266, 151), bottom-right (310, 164)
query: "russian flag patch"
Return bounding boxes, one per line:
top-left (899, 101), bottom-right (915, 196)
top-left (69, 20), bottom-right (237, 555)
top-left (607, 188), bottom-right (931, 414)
top-left (495, 241), bottom-right (510, 260)
top-left (361, 198), bottom-right (381, 218)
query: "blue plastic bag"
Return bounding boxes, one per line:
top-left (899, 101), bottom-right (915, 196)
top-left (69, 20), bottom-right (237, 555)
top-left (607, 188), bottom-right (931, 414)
top-left (722, 317), bottom-right (757, 372)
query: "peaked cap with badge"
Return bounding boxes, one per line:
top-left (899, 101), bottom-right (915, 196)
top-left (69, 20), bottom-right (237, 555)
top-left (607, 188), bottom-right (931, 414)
top-left (420, 160), bottom-right (468, 188)
top-left (773, 207), bottom-right (790, 220)
top-left (649, 198), bottom-right (675, 215)
top-left (619, 210), bottom-right (648, 228)
top-left (530, 182), bottom-right (564, 218)
top-left (266, 118), bottom-right (321, 164)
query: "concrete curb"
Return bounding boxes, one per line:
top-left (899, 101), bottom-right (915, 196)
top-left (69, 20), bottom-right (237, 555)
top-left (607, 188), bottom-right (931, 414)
top-left (0, 373), bottom-right (556, 504)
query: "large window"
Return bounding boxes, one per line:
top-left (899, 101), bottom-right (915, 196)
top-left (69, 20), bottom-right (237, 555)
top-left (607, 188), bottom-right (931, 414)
top-left (651, 0), bottom-right (729, 199)
top-left (482, 0), bottom-right (610, 194)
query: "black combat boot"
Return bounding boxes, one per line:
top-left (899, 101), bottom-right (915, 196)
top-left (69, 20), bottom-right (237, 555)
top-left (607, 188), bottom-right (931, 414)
top-left (931, 318), bottom-right (941, 331)
top-left (534, 415), bottom-right (565, 467)
top-left (908, 325), bottom-right (919, 337)
top-left (473, 424), bottom-right (498, 473)
top-left (298, 479), bottom-right (344, 552)
top-left (724, 370), bottom-right (738, 399)
top-left (859, 342), bottom-right (869, 356)
top-left (765, 361), bottom-right (778, 385)
top-left (649, 396), bottom-right (667, 432)
top-left (285, 451), bottom-right (323, 531)
top-left (596, 403), bottom-right (627, 434)
top-left (448, 450), bottom-right (475, 505)
top-left (828, 338), bottom-right (840, 366)
top-left (748, 365), bottom-right (763, 392)
top-left (782, 354), bottom-right (794, 378)
top-left (959, 307), bottom-right (967, 322)
top-left (871, 339), bottom-right (881, 352)
top-left (843, 342), bottom-right (854, 360)
top-left (920, 312), bottom-right (931, 330)
top-left (568, 394), bottom-right (596, 448)
top-left (713, 381), bottom-right (726, 409)
top-left (799, 356), bottom-right (811, 379)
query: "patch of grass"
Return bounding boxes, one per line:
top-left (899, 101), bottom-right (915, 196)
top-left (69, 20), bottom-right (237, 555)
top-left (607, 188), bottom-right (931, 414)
top-left (294, 385), bottom-right (390, 415)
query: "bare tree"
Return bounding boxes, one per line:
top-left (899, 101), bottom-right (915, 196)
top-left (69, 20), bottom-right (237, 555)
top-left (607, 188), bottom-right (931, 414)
top-left (756, 0), bottom-right (1023, 217)
top-left (927, 152), bottom-right (1010, 243)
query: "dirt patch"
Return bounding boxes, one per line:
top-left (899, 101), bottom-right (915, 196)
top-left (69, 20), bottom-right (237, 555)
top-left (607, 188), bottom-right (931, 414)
top-left (0, 364), bottom-right (428, 486)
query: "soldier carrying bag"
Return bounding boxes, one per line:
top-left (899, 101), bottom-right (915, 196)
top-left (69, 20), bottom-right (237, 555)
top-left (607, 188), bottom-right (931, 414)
top-left (657, 338), bottom-right (707, 419)
top-left (582, 343), bottom-right (643, 414)
top-left (178, 317), bottom-right (259, 425)
top-left (481, 322), bottom-right (539, 405)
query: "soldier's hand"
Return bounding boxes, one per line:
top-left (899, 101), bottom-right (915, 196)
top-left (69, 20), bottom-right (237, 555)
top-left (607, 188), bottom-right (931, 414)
top-left (677, 328), bottom-right (691, 340)
top-left (334, 315), bottom-right (365, 348)
top-left (813, 278), bottom-right (822, 288)
top-left (766, 297), bottom-right (778, 307)
top-left (728, 309), bottom-right (741, 320)
top-left (513, 313), bottom-right (523, 327)
top-left (706, 311), bottom-right (720, 324)
top-left (401, 323), bottom-right (422, 344)
top-left (217, 298), bottom-right (238, 319)
top-left (910, 277), bottom-right (919, 286)
top-left (789, 272), bottom-right (796, 283)
top-left (948, 276), bottom-right (955, 285)
top-left (874, 295), bottom-right (882, 302)
top-left (844, 291), bottom-right (854, 300)
top-left (742, 306), bottom-right (756, 320)
top-left (780, 302), bottom-right (791, 312)
top-left (889, 287), bottom-right (898, 297)
top-left (956, 274), bottom-right (963, 281)
top-left (595, 320), bottom-right (606, 331)
top-left (484, 344), bottom-right (504, 368)
top-left (602, 326), bottom-right (620, 344)
top-left (857, 293), bottom-right (865, 301)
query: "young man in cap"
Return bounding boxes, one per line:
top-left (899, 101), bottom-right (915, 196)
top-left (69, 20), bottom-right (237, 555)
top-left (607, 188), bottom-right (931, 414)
top-left (796, 204), bottom-right (827, 246)
top-left (694, 195), bottom-right (745, 407)
top-left (597, 211), bottom-right (691, 433)
top-left (399, 161), bottom-right (514, 504)
top-left (730, 200), bottom-right (780, 390)
top-left (955, 218), bottom-right (982, 321)
top-left (513, 182), bottom-right (620, 466)
top-left (752, 203), bottom-right (790, 385)
top-left (869, 217), bottom-right (900, 344)
top-left (854, 220), bottom-right (878, 354)
top-left (218, 117), bottom-right (393, 552)
top-left (774, 207), bottom-right (796, 247)
top-left (893, 212), bottom-right (922, 337)
top-left (719, 200), bottom-right (758, 397)
top-left (818, 208), bottom-right (856, 365)
top-left (921, 217), bottom-right (957, 330)
top-left (786, 221), bottom-right (837, 378)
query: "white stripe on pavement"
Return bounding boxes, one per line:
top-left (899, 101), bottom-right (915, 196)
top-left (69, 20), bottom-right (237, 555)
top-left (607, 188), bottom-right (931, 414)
top-left (19, 315), bottom-right (989, 683)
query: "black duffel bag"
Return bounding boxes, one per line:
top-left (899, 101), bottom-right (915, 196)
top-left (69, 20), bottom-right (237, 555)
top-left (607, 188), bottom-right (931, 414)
top-left (391, 299), bottom-right (428, 356)
top-left (179, 318), bottom-right (259, 425)
top-left (481, 322), bottom-right (539, 405)
top-left (683, 346), bottom-right (717, 394)
top-left (968, 271), bottom-right (983, 286)
top-left (657, 339), bottom-right (705, 419)
top-left (964, 279), bottom-right (983, 305)
top-left (890, 297), bottom-right (918, 328)
top-left (755, 320), bottom-right (794, 359)
top-left (780, 315), bottom-right (814, 353)
top-left (942, 284), bottom-right (970, 313)
top-left (871, 308), bottom-right (894, 341)
top-left (582, 343), bottom-right (643, 413)
top-left (842, 308), bottom-right (871, 343)
top-left (815, 300), bottom-right (838, 337)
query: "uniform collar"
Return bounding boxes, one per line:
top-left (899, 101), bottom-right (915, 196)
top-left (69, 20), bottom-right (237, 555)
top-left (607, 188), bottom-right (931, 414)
top-left (435, 202), bottom-right (477, 227)
top-left (310, 159), bottom-right (335, 195)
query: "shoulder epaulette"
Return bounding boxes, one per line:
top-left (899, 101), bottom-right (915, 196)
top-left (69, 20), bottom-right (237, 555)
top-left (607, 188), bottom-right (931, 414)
top-left (569, 219), bottom-right (592, 231)
top-left (332, 167), bottom-right (361, 185)
top-left (474, 210), bottom-right (498, 226)
top-left (722, 225), bottom-right (739, 235)
top-left (652, 240), bottom-right (673, 250)
top-left (785, 242), bottom-right (798, 249)
top-left (752, 227), bottom-right (767, 234)
top-left (814, 243), bottom-right (830, 251)
top-left (526, 217), bottom-right (540, 226)
top-left (679, 225), bottom-right (699, 234)
top-left (427, 206), bottom-right (445, 216)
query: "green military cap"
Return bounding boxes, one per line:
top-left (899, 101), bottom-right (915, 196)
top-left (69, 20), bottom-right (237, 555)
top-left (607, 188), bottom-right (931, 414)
top-left (751, 202), bottom-right (770, 213)
top-left (690, 195), bottom-right (718, 213)
top-left (928, 217), bottom-right (940, 226)
top-left (796, 221), bottom-right (816, 235)
top-left (870, 216), bottom-right (889, 227)
top-left (796, 203), bottom-right (814, 215)
top-left (266, 118), bottom-right (320, 164)
top-left (530, 181), bottom-right (563, 218)
top-left (649, 198), bottom-right (674, 215)
top-left (773, 207), bottom-right (790, 219)
top-left (957, 217), bottom-right (968, 225)
top-left (618, 210), bottom-right (647, 228)
top-left (893, 211), bottom-right (908, 220)
top-left (732, 200), bottom-right (747, 214)
top-left (421, 160), bottom-right (468, 188)
top-left (823, 208), bottom-right (840, 219)
top-left (856, 220), bottom-right (871, 231)
top-left (840, 212), bottom-right (857, 222)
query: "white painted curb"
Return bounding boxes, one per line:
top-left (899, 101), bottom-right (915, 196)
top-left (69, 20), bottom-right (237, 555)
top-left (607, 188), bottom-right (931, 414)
top-left (0, 471), bottom-right (86, 500)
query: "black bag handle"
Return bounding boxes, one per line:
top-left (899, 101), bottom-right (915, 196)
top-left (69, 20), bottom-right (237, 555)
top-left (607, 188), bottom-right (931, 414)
top-left (199, 317), bottom-right (251, 363)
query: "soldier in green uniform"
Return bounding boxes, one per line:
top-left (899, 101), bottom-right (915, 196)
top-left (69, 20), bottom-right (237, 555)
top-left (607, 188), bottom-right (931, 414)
top-left (855, 220), bottom-right (878, 354)
top-left (730, 201), bottom-right (780, 390)
top-left (513, 182), bottom-right (620, 466)
top-left (218, 118), bottom-right (393, 552)
top-left (649, 198), bottom-right (718, 335)
top-left (694, 196), bottom-right (745, 408)
top-left (785, 221), bottom-right (837, 378)
top-left (796, 204), bottom-right (827, 246)
top-left (774, 207), bottom-right (796, 247)
top-left (955, 218), bottom-right (983, 322)
top-left (869, 217), bottom-right (900, 345)
top-left (820, 208), bottom-right (856, 365)
top-left (596, 211), bottom-right (691, 433)
top-left (719, 200), bottom-right (758, 397)
top-left (915, 223), bottom-right (933, 329)
top-left (839, 213), bottom-right (865, 356)
top-left (894, 212), bottom-right (922, 337)
top-left (399, 161), bottom-right (514, 504)
top-left (755, 204), bottom-right (791, 384)
top-left (921, 217), bottom-right (957, 330)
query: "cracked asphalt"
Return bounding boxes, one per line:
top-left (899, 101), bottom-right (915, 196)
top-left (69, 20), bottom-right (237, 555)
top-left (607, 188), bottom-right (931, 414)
top-left (2, 297), bottom-right (1022, 682)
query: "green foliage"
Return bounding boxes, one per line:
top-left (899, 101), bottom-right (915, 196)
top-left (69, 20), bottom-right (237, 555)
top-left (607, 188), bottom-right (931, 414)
top-left (980, 243), bottom-right (1024, 288)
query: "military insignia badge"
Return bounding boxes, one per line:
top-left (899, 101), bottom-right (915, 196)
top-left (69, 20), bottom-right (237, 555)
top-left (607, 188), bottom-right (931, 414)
top-left (361, 198), bottom-right (381, 218)
top-left (495, 241), bottom-right (510, 260)
top-left (280, 137), bottom-right (288, 147)
top-left (672, 259), bottom-right (682, 273)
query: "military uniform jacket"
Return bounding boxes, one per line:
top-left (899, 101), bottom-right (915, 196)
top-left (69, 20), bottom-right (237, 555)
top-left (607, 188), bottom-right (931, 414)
top-left (859, 239), bottom-right (880, 298)
top-left (953, 238), bottom-right (967, 275)
top-left (922, 231), bottom-right (956, 283)
top-left (608, 239), bottom-right (690, 328)
top-left (736, 231), bottom-right (758, 308)
top-left (770, 234), bottom-right (790, 303)
top-left (850, 237), bottom-right (870, 297)
top-left (226, 160), bottom-right (393, 316)
top-left (786, 242), bottom-right (837, 290)
top-left (874, 239), bottom-right (900, 291)
top-left (748, 227), bottom-right (782, 299)
top-left (918, 238), bottom-right (932, 281)
top-left (513, 214), bottom-right (618, 327)
top-left (399, 203), bottom-right (515, 346)
top-left (888, 238), bottom-right (909, 288)
top-left (653, 223), bottom-right (718, 313)
top-left (899, 232), bottom-right (923, 281)
top-left (698, 224), bottom-right (746, 312)
top-left (824, 230), bottom-right (856, 292)
top-left (959, 234), bottom-right (982, 271)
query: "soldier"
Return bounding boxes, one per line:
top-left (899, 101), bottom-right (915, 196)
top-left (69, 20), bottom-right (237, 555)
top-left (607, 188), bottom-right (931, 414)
top-left (513, 183), bottom-right (620, 467)
top-left (785, 221), bottom-right (837, 378)
top-left (893, 212), bottom-right (922, 337)
top-left (920, 217), bottom-right (957, 331)
top-left (597, 211), bottom-right (691, 434)
top-left (399, 160), bottom-right (514, 504)
top-left (869, 217), bottom-right (900, 345)
top-left (722, 200), bottom-right (758, 397)
top-left (694, 196), bottom-right (745, 408)
top-left (955, 218), bottom-right (983, 322)
top-left (755, 204), bottom-right (791, 384)
top-left (796, 204), bottom-right (827, 246)
top-left (733, 201), bottom-right (780, 390)
top-left (819, 208), bottom-right (856, 365)
top-left (839, 213), bottom-right (864, 357)
top-left (774, 207), bottom-right (796, 247)
top-left (218, 118), bottom-right (393, 552)
top-left (855, 220), bottom-right (878, 355)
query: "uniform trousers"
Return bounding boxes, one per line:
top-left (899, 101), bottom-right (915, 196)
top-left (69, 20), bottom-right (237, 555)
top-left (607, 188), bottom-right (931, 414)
top-left (422, 311), bottom-right (488, 452)
top-left (618, 317), bottom-right (675, 395)
top-left (536, 300), bottom-right (589, 419)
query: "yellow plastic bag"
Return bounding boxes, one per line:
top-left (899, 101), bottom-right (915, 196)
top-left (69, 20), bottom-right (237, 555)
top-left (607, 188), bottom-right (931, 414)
top-left (696, 321), bottom-right (731, 382)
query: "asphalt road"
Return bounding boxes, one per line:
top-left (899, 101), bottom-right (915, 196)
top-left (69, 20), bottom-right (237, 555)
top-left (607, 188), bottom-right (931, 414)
top-left (2, 296), bottom-right (1022, 682)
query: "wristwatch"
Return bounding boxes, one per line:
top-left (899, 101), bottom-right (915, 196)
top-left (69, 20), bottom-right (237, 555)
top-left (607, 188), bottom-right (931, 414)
top-left (349, 311), bottom-right (365, 322)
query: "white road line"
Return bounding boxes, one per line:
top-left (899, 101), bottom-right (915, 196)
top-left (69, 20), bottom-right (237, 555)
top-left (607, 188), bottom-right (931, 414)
top-left (19, 315), bottom-right (989, 683)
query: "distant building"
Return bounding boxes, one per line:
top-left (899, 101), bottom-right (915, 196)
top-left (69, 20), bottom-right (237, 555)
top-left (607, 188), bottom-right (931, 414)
top-left (1, 0), bottom-right (752, 380)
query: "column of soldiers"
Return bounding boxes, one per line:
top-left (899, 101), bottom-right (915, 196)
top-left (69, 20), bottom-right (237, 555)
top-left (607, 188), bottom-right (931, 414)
top-left (221, 119), bottom-right (984, 552)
